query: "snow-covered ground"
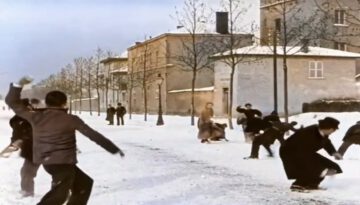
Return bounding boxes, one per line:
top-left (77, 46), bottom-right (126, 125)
top-left (1, 108), bottom-right (360, 205)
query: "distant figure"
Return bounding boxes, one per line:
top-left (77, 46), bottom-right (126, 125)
top-left (280, 117), bottom-right (342, 191)
top-left (236, 103), bottom-right (263, 143)
top-left (116, 103), bottom-right (127, 126)
top-left (106, 104), bottom-right (116, 125)
top-left (244, 121), bottom-right (298, 159)
top-left (198, 102), bottom-right (214, 143)
top-left (337, 121), bottom-right (360, 157)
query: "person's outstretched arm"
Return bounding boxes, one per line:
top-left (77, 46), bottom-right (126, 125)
top-left (5, 82), bottom-right (33, 121)
top-left (75, 116), bottom-right (125, 157)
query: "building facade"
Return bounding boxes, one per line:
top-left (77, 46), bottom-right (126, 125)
top-left (213, 45), bottom-right (360, 115)
top-left (127, 32), bottom-right (253, 115)
top-left (260, 0), bottom-right (360, 53)
top-left (100, 53), bottom-right (128, 110)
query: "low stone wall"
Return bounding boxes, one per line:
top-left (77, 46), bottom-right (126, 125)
top-left (302, 99), bottom-right (360, 112)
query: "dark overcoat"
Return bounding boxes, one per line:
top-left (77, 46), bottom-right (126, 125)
top-left (256, 122), bottom-right (296, 145)
top-left (279, 124), bottom-right (342, 180)
top-left (6, 84), bottom-right (121, 165)
top-left (9, 115), bottom-right (33, 160)
top-left (342, 124), bottom-right (360, 144)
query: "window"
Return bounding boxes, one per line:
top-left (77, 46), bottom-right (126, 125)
top-left (335, 9), bottom-right (346, 25)
top-left (308, 61), bottom-right (324, 79)
top-left (334, 42), bottom-right (347, 51)
top-left (275, 18), bottom-right (281, 32)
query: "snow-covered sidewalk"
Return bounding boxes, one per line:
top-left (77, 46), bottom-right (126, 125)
top-left (0, 110), bottom-right (360, 205)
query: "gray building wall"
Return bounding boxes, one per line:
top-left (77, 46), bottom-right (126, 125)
top-left (214, 56), bottom-right (359, 116)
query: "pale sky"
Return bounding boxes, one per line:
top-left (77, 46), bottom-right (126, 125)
top-left (0, 0), bottom-right (259, 96)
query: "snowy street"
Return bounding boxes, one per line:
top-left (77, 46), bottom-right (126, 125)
top-left (1, 109), bottom-right (360, 205)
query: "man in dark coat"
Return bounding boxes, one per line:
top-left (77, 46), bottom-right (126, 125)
top-left (6, 77), bottom-right (125, 205)
top-left (9, 98), bottom-right (40, 197)
top-left (337, 121), bottom-right (360, 157)
top-left (279, 117), bottom-right (343, 191)
top-left (116, 103), bottom-right (126, 126)
top-left (106, 104), bottom-right (116, 125)
top-left (245, 121), bottom-right (298, 159)
top-left (236, 103), bottom-right (263, 143)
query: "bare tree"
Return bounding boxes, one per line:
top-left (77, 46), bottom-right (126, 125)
top-left (174, 0), bottom-right (214, 126)
top-left (85, 57), bottom-right (95, 116)
top-left (94, 48), bottom-right (105, 116)
top-left (262, 0), bottom-right (330, 122)
top-left (214, 0), bottom-right (254, 129)
top-left (74, 58), bottom-right (86, 114)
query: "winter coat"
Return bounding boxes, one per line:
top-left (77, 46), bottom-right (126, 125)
top-left (244, 117), bottom-right (268, 133)
top-left (342, 123), bottom-right (360, 144)
top-left (255, 122), bottom-right (297, 145)
top-left (9, 115), bottom-right (33, 161)
top-left (262, 114), bottom-right (281, 129)
top-left (279, 124), bottom-right (342, 180)
top-left (116, 106), bottom-right (126, 117)
top-left (106, 107), bottom-right (116, 121)
top-left (197, 107), bottom-right (214, 140)
top-left (6, 84), bottom-right (121, 165)
top-left (236, 107), bottom-right (262, 119)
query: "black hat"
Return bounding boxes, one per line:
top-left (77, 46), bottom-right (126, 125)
top-left (318, 117), bottom-right (340, 129)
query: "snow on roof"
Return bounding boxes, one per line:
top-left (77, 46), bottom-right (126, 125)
top-left (168, 86), bottom-right (214, 93)
top-left (213, 45), bottom-right (360, 58)
top-left (119, 50), bottom-right (128, 58)
top-left (166, 24), bottom-right (218, 34)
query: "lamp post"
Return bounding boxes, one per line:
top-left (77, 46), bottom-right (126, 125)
top-left (156, 74), bottom-right (164, 126)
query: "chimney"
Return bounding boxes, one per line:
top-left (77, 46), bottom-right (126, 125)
top-left (301, 39), bottom-right (310, 53)
top-left (216, 12), bottom-right (228, 34)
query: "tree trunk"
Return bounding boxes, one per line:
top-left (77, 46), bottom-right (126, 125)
top-left (88, 68), bottom-right (92, 116)
top-left (228, 64), bottom-right (235, 129)
top-left (191, 69), bottom-right (196, 126)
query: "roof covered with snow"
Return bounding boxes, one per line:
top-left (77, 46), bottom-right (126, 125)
top-left (213, 45), bottom-right (360, 59)
top-left (119, 50), bottom-right (128, 58)
top-left (168, 86), bottom-right (214, 93)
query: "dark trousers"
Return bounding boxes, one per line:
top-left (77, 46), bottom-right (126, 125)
top-left (338, 141), bottom-right (352, 156)
top-left (108, 116), bottom-right (114, 125)
top-left (250, 139), bottom-right (272, 158)
top-left (20, 159), bottom-right (40, 195)
top-left (37, 164), bottom-right (93, 205)
top-left (116, 115), bottom-right (124, 125)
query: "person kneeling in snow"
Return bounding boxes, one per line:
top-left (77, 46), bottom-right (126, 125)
top-left (279, 117), bottom-right (342, 191)
top-left (6, 76), bottom-right (125, 205)
top-left (337, 121), bottom-right (360, 157)
top-left (244, 121), bottom-right (298, 159)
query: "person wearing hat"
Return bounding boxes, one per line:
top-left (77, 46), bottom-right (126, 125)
top-left (236, 103), bottom-right (263, 143)
top-left (279, 117), bottom-right (343, 191)
top-left (337, 121), bottom-right (360, 157)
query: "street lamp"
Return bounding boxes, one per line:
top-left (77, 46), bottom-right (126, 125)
top-left (156, 74), bottom-right (164, 126)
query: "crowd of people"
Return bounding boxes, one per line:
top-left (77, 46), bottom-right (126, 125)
top-left (3, 76), bottom-right (360, 204)
top-left (196, 101), bottom-right (358, 192)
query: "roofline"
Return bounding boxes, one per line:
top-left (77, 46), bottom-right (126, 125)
top-left (128, 33), bottom-right (253, 51)
top-left (260, 0), bottom-right (296, 9)
top-left (211, 53), bottom-right (360, 60)
top-left (100, 57), bottom-right (127, 64)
